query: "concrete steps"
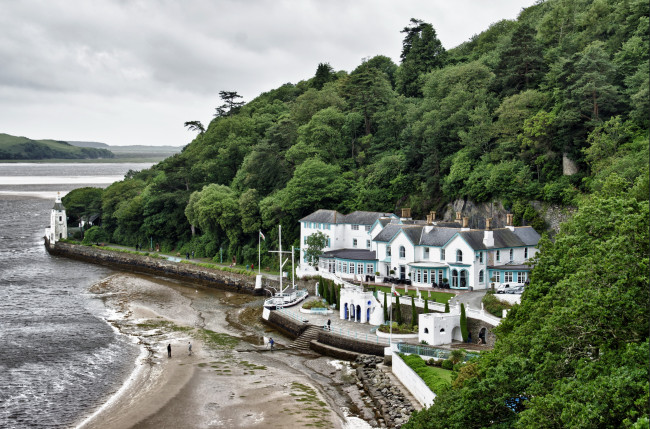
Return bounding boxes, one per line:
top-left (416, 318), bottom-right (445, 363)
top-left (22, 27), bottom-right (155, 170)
top-left (288, 325), bottom-right (321, 350)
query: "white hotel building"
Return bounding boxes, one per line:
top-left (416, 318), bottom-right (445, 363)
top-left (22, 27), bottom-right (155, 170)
top-left (298, 209), bottom-right (540, 290)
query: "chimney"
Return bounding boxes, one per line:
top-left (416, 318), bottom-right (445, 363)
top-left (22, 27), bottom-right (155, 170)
top-left (401, 207), bottom-right (411, 219)
top-left (455, 211), bottom-right (462, 222)
top-left (430, 211), bottom-right (436, 221)
top-left (462, 216), bottom-right (469, 230)
top-left (485, 217), bottom-right (492, 230)
top-left (506, 213), bottom-right (514, 231)
top-left (426, 214), bottom-right (432, 224)
top-left (483, 229), bottom-right (494, 247)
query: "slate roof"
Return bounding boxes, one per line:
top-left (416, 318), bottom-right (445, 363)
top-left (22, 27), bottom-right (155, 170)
top-left (321, 249), bottom-right (377, 261)
top-left (457, 226), bottom-right (540, 250)
top-left (373, 224), bottom-right (404, 242)
top-left (420, 227), bottom-right (459, 246)
top-left (488, 261), bottom-right (533, 270)
top-left (300, 210), bottom-right (395, 226)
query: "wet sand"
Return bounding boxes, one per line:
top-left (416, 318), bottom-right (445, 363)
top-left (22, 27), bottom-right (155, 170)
top-left (77, 273), bottom-right (376, 429)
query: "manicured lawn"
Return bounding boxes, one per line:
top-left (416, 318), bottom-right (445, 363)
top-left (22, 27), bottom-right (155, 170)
top-left (373, 285), bottom-right (454, 304)
top-left (400, 354), bottom-right (452, 394)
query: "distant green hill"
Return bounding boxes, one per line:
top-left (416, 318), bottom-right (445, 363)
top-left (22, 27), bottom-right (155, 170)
top-left (67, 141), bottom-right (183, 159)
top-left (0, 134), bottom-right (115, 160)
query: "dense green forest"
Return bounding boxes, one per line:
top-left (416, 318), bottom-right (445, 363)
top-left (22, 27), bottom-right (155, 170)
top-left (64, 0), bottom-right (648, 425)
top-left (0, 133), bottom-right (115, 160)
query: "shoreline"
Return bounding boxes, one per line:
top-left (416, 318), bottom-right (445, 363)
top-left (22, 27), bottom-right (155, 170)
top-left (76, 272), bottom-right (376, 429)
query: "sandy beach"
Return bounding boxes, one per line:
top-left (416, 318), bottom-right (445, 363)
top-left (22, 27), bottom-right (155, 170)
top-left (76, 273), bottom-right (377, 429)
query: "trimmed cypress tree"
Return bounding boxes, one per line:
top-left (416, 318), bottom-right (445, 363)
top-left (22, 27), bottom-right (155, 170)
top-left (460, 303), bottom-right (468, 342)
top-left (424, 297), bottom-right (429, 313)
top-left (445, 301), bottom-right (450, 313)
top-left (323, 279), bottom-right (330, 303)
top-left (411, 295), bottom-right (417, 328)
top-left (395, 295), bottom-right (403, 325)
top-left (335, 284), bottom-right (341, 310)
top-left (383, 292), bottom-right (389, 321)
top-left (330, 283), bottom-right (336, 307)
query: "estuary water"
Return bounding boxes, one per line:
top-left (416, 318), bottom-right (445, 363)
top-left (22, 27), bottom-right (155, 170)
top-left (0, 163), bottom-right (152, 428)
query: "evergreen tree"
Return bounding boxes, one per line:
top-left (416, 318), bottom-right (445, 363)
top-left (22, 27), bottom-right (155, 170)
top-left (411, 296), bottom-right (417, 328)
top-left (395, 18), bottom-right (446, 97)
top-left (395, 295), bottom-right (403, 325)
top-left (336, 284), bottom-right (341, 310)
top-left (445, 302), bottom-right (450, 313)
top-left (312, 62), bottom-right (335, 90)
top-left (460, 303), bottom-right (468, 342)
top-left (383, 291), bottom-right (389, 321)
top-left (424, 297), bottom-right (429, 313)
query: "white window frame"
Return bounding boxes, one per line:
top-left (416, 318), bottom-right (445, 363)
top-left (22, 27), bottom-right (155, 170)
top-left (524, 247), bottom-right (528, 259)
top-left (386, 245), bottom-right (391, 257)
top-left (351, 224), bottom-right (359, 231)
top-left (353, 238), bottom-right (358, 248)
top-left (456, 249), bottom-right (463, 262)
top-left (365, 225), bottom-right (371, 231)
top-left (366, 264), bottom-right (374, 275)
top-left (441, 249), bottom-right (445, 261)
top-left (505, 271), bottom-right (513, 282)
top-left (479, 270), bottom-right (484, 283)
top-left (496, 250), bottom-right (500, 262)
top-left (424, 247), bottom-right (430, 259)
top-left (423, 269), bottom-right (428, 284)
top-left (399, 246), bottom-right (406, 258)
top-left (366, 240), bottom-right (370, 249)
top-left (509, 249), bottom-right (514, 262)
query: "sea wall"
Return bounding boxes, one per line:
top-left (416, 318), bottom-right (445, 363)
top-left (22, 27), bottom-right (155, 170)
top-left (46, 241), bottom-right (266, 294)
top-left (263, 310), bottom-right (308, 339)
top-left (316, 331), bottom-right (385, 357)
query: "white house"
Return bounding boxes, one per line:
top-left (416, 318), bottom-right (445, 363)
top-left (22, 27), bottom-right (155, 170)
top-left (298, 208), bottom-right (540, 291)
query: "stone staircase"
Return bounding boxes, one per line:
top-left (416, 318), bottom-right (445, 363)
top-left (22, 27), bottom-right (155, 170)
top-left (287, 325), bottom-right (321, 351)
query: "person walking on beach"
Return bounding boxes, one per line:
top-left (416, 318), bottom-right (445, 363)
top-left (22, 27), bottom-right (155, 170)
top-left (327, 318), bottom-right (331, 331)
top-left (167, 343), bottom-right (171, 358)
top-left (188, 341), bottom-right (192, 355)
top-left (269, 337), bottom-right (274, 350)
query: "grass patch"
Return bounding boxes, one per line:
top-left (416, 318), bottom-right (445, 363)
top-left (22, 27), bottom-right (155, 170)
top-left (180, 260), bottom-right (256, 277)
top-left (373, 285), bottom-right (453, 304)
top-left (287, 382), bottom-right (331, 427)
top-left (302, 299), bottom-right (328, 309)
top-left (197, 329), bottom-right (239, 350)
top-left (135, 320), bottom-right (192, 332)
top-left (399, 354), bottom-right (452, 394)
top-left (240, 360), bottom-right (267, 370)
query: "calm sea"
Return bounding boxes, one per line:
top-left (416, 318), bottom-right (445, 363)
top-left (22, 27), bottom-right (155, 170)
top-left (0, 163), bottom-right (152, 428)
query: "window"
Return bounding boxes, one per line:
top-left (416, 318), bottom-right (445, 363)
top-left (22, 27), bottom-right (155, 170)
top-left (386, 246), bottom-right (391, 257)
top-left (337, 261), bottom-right (341, 272)
top-left (424, 247), bottom-right (430, 259)
top-left (304, 236), bottom-right (307, 244)
top-left (366, 240), bottom-right (370, 249)
top-left (518, 272), bottom-right (526, 283)
top-left (496, 250), bottom-right (501, 262)
top-left (349, 262), bottom-right (355, 273)
top-left (327, 238), bottom-right (331, 247)
top-left (416, 270), bottom-right (421, 283)
top-left (357, 264), bottom-right (363, 275)
top-left (456, 249), bottom-right (463, 262)
top-left (494, 271), bottom-right (500, 282)
top-left (452, 269), bottom-right (459, 287)
top-left (524, 247), bottom-right (528, 259)
top-left (365, 225), bottom-right (371, 231)
top-left (399, 246), bottom-right (406, 258)
top-left (352, 224), bottom-right (359, 230)
top-left (441, 249), bottom-right (445, 261)
top-left (353, 238), bottom-right (358, 248)
top-left (505, 271), bottom-right (513, 282)
top-left (479, 252), bottom-right (483, 263)
top-left (438, 270), bottom-right (443, 285)
top-left (509, 249), bottom-right (514, 261)
top-left (366, 264), bottom-right (374, 275)
top-left (479, 270), bottom-right (484, 283)
top-left (423, 270), bottom-right (428, 284)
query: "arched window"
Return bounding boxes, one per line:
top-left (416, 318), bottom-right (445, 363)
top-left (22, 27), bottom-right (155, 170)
top-left (456, 249), bottom-right (463, 262)
top-left (399, 246), bottom-right (406, 258)
top-left (452, 269), bottom-right (458, 287)
top-left (479, 269), bottom-right (484, 283)
top-left (460, 270), bottom-right (468, 288)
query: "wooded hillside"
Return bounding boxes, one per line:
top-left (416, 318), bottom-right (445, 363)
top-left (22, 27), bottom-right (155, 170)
top-left (79, 0), bottom-right (647, 265)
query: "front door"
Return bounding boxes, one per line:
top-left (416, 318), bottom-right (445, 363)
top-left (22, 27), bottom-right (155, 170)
top-left (400, 266), bottom-right (406, 279)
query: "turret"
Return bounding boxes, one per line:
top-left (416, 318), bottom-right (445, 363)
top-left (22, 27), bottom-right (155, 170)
top-left (49, 192), bottom-right (67, 243)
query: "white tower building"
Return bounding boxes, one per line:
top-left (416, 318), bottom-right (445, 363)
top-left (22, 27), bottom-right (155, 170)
top-left (46, 192), bottom-right (67, 243)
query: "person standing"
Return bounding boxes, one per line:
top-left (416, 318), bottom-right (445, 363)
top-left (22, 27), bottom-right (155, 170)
top-left (167, 343), bottom-right (171, 358)
top-left (191, 250), bottom-right (194, 259)
top-left (188, 341), bottom-right (192, 355)
top-left (269, 337), bottom-right (274, 350)
top-left (327, 318), bottom-right (331, 331)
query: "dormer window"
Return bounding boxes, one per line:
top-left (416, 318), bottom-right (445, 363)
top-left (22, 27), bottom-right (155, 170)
top-left (351, 224), bottom-right (359, 231)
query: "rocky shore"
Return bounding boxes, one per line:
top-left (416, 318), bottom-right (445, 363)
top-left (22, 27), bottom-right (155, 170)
top-left (353, 355), bottom-right (417, 428)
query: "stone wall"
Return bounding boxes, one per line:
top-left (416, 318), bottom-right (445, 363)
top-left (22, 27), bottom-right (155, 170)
top-left (316, 331), bottom-right (385, 357)
top-left (263, 310), bottom-right (308, 339)
top-left (467, 317), bottom-right (496, 347)
top-left (47, 241), bottom-right (264, 294)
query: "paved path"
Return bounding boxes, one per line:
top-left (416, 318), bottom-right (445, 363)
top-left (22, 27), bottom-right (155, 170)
top-left (449, 290), bottom-right (488, 311)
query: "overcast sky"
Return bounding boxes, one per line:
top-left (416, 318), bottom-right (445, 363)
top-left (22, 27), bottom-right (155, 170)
top-left (1, 0), bottom-right (536, 147)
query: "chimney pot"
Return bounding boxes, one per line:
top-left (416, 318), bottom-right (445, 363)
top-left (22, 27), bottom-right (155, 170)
top-left (485, 217), bottom-right (492, 230)
top-left (506, 213), bottom-right (513, 226)
top-left (401, 208), bottom-right (411, 219)
top-left (455, 211), bottom-right (461, 221)
top-left (462, 216), bottom-right (469, 228)
top-left (430, 211), bottom-right (436, 221)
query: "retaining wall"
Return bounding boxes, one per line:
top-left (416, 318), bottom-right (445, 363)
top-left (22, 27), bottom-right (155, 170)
top-left (316, 331), bottom-right (385, 357)
top-left (391, 351), bottom-right (436, 407)
top-left (47, 241), bottom-right (265, 294)
top-left (263, 309), bottom-right (308, 339)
